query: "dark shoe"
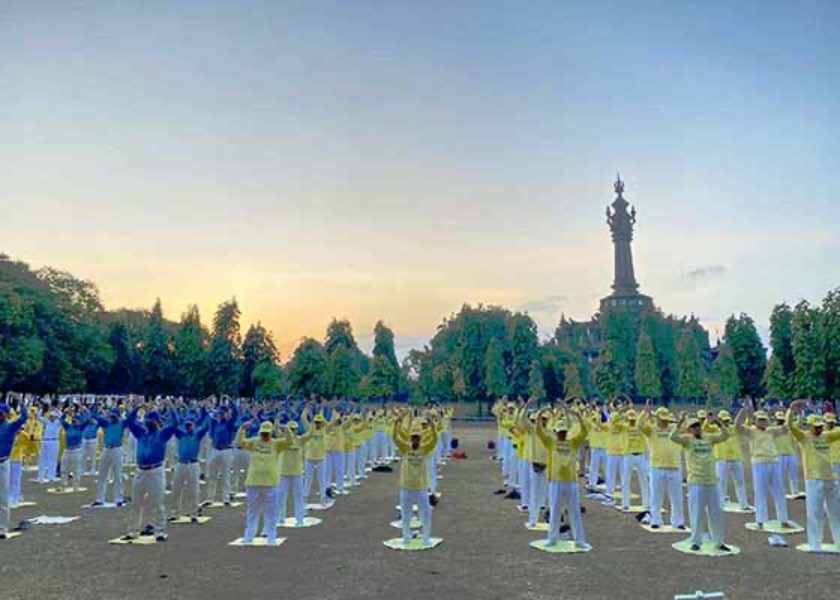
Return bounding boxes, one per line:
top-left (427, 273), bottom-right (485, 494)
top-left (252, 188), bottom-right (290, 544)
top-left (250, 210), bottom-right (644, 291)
top-left (223, 501), bottom-right (232, 507)
top-left (718, 544), bottom-right (731, 552)
top-left (155, 533), bottom-right (168, 542)
top-left (690, 544), bottom-right (701, 551)
top-left (90, 501), bottom-right (105, 507)
top-left (141, 524), bottom-right (154, 536)
top-left (121, 534), bottom-right (137, 541)
top-left (190, 516), bottom-right (199, 524)
top-left (167, 516), bottom-right (178, 522)
top-left (676, 525), bottom-right (687, 530)
top-left (650, 524), bottom-right (660, 530)
top-left (0, 533), bottom-right (7, 540)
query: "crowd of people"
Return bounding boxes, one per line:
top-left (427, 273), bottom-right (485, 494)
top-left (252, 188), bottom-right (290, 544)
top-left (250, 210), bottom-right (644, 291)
top-left (0, 393), bottom-right (453, 548)
top-left (493, 396), bottom-right (840, 554)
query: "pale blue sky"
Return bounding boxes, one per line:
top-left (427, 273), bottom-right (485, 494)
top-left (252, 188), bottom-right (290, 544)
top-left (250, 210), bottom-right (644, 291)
top-left (2, 1), bottom-right (838, 356)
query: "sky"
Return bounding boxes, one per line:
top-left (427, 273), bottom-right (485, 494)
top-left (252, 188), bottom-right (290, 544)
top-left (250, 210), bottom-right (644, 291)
top-left (2, 1), bottom-right (839, 359)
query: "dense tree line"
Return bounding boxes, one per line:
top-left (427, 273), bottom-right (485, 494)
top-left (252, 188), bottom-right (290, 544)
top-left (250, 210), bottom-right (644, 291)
top-left (2, 254), bottom-right (838, 405)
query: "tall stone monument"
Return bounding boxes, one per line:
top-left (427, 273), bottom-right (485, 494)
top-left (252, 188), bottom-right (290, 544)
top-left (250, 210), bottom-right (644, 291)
top-left (599, 175), bottom-right (653, 314)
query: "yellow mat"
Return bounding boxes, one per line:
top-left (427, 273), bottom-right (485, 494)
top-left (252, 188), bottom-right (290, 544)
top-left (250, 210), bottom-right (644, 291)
top-left (610, 490), bottom-right (639, 501)
top-left (11, 501), bottom-right (37, 509)
top-left (526, 522), bottom-right (550, 532)
top-left (745, 520), bottom-right (804, 534)
top-left (391, 518), bottom-right (423, 529)
top-left (530, 540), bottom-right (592, 553)
top-left (672, 540), bottom-right (741, 557)
top-left (723, 502), bottom-right (755, 514)
top-left (795, 543), bottom-right (840, 554)
top-left (615, 505), bottom-right (653, 514)
top-left (169, 515), bottom-right (212, 524)
top-left (641, 524), bottom-right (689, 534)
top-left (228, 537), bottom-right (287, 547)
top-left (109, 536), bottom-right (158, 545)
top-left (0, 532), bottom-right (22, 541)
top-left (306, 502), bottom-right (335, 511)
top-left (47, 487), bottom-right (89, 494)
top-left (395, 504), bottom-right (421, 512)
top-left (83, 502), bottom-right (118, 509)
top-left (279, 517), bottom-right (322, 528)
top-left (383, 537), bottom-right (443, 551)
top-left (203, 501), bottom-right (243, 508)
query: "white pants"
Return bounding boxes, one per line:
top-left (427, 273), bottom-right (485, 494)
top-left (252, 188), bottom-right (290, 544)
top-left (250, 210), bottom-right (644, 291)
top-left (170, 462), bottom-right (200, 517)
top-left (82, 438), bottom-right (98, 474)
top-left (124, 434), bottom-right (137, 465)
top-left (752, 460), bottom-right (789, 524)
top-left (10, 461), bottom-right (23, 505)
top-left (345, 450), bottom-right (356, 484)
top-left (96, 447), bottom-right (124, 504)
top-left (688, 483), bottom-right (724, 546)
top-left (38, 439), bottom-right (59, 482)
top-left (61, 447), bottom-right (84, 490)
top-left (622, 454), bottom-right (650, 508)
top-left (373, 431), bottom-right (389, 463)
top-left (547, 480), bottom-right (585, 545)
top-left (276, 474), bottom-right (305, 526)
top-left (501, 438), bottom-right (513, 481)
top-left (605, 454), bottom-right (624, 497)
top-left (0, 461), bottom-right (9, 533)
top-left (508, 456), bottom-right (520, 489)
top-left (528, 465), bottom-right (548, 527)
top-left (805, 479), bottom-right (840, 550)
top-left (778, 454), bottom-right (801, 495)
top-left (588, 448), bottom-right (606, 488)
top-left (357, 443), bottom-right (368, 478)
top-left (304, 459), bottom-right (329, 504)
top-left (650, 467), bottom-right (685, 527)
top-left (129, 467), bottom-right (166, 536)
top-left (400, 488), bottom-right (432, 543)
top-left (716, 460), bottom-right (749, 508)
top-left (206, 448), bottom-right (233, 502)
top-left (328, 451), bottom-right (345, 492)
top-left (519, 459), bottom-right (531, 507)
top-left (428, 450), bottom-right (439, 495)
top-left (246, 486), bottom-right (279, 544)
top-left (442, 431), bottom-right (452, 457)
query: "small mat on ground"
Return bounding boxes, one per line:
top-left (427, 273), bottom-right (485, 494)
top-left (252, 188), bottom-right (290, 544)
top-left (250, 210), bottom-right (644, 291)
top-left (723, 502), bottom-right (755, 514)
top-left (672, 540), bottom-right (741, 557)
top-left (47, 487), bottom-right (88, 494)
top-left (203, 501), bottom-right (243, 508)
top-left (745, 520), bottom-right (804, 534)
top-left (391, 518), bottom-right (423, 529)
top-left (641, 524), bottom-right (689, 534)
top-left (11, 502), bottom-right (37, 509)
top-left (279, 517), bottom-right (322, 528)
top-left (109, 536), bottom-right (158, 545)
top-left (27, 516), bottom-right (79, 525)
top-left (383, 537), bottom-right (443, 551)
top-left (0, 532), bottom-right (22, 541)
top-left (169, 515), bottom-right (211, 524)
top-left (83, 502), bottom-right (118, 509)
top-left (306, 502), bottom-right (334, 511)
top-left (530, 539), bottom-right (592, 553)
top-left (526, 522), bottom-right (550, 531)
top-left (615, 505), bottom-right (653, 514)
top-left (795, 543), bottom-right (840, 554)
top-left (229, 537), bottom-right (286, 547)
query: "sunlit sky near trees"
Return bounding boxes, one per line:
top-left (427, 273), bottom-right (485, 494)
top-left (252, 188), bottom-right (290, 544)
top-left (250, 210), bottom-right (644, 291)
top-left (2, 1), bottom-right (838, 358)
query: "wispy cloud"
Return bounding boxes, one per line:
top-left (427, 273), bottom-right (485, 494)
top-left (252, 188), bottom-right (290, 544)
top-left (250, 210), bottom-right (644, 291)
top-left (684, 265), bottom-right (727, 281)
top-left (518, 294), bottom-right (568, 314)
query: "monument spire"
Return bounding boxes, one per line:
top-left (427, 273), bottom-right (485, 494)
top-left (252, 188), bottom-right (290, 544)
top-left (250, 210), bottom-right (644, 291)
top-left (606, 173), bottom-right (639, 294)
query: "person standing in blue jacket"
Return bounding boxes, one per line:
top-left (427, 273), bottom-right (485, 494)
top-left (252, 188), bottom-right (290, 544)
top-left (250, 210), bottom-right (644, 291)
top-left (60, 407), bottom-right (91, 492)
top-left (121, 405), bottom-right (179, 542)
top-left (82, 415), bottom-right (99, 475)
top-left (0, 402), bottom-right (28, 539)
top-left (92, 407), bottom-right (128, 506)
top-left (204, 403), bottom-right (239, 506)
top-left (170, 409), bottom-right (210, 522)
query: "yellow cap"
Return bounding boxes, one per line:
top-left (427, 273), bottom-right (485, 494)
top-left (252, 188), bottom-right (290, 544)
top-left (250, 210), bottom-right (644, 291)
top-left (807, 414), bottom-right (825, 427)
top-left (718, 410), bottom-right (732, 421)
top-left (287, 421), bottom-right (299, 430)
top-left (553, 420), bottom-right (570, 433)
top-left (774, 411), bottom-right (786, 420)
top-left (824, 413), bottom-right (837, 424)
top-left (409, 426), bottom-right (424, 437)
top-left (697, 410), bottom-right (707, 419)
top-left (313, 414), bottom-right (326, 423)
top-left (654, 406), bottom-right (670, 417)
top-left (626, 409), bottom-right (638, 420)
top-left (754, 410), bottom-right (769, 421)
top-left (259, 422), bottom-right (273, 434)
top-left (686, 418), bottom-right (701, 429)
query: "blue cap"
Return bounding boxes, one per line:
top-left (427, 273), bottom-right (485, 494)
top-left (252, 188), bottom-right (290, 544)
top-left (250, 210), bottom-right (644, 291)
top-left (110, 408), bottom-right (121, 417)
top-left (145, 410), bottom-right (161, 422)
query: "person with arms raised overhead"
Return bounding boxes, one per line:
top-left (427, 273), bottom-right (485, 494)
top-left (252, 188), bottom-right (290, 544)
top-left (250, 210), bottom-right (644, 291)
top-left (0, 401), bottom-right (28, 539)
top-left (392, 410), bottom-right (439, 548)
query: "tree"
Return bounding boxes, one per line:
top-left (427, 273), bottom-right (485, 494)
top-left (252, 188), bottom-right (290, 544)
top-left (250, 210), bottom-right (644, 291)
top-left (527, 358), bottom-right (546, 400)
top-left (676, 329), bottom-right (704, 400)
top-left (634, 330), bottom-right (662, 400)
top-left (792, 300), bottom-right (826, 399)
top-left (207, 299), bottom-right (243, 396)
top-left (769, 303), bottom-right (795, 377)
top-left (252, 360), bottom-right (286, 399)
top-left (327, 345), bottom-right (360, 397)
top-left (709, 342), bottom-right (740, 403)
top-left (595, 341), bottom-right (624, 399)
top-left (764, 354), bottom-right (791, 400)
top-left (324, 319), bottom-right (357, 354)
top-left (724, 313), bottom-right (767, 398)
top-left (287, 338), bottom-right (327, 397)
top-left (107, 321), bottom-right (144, 393)
top-left (821, 289), bottom-right (840, 398)
top-left (241, 322), bottom-right (279, 397)
top-left (143, 299), bottom-right (173, 396)
top-left (370, 321), bottom-right (400, 397)
top-left (173, 305), bottom-right (207, 398)
top-left (484, 337), bottom-right (508, 400)
top-left (507, 313), bottom-right (539, 397)
top-left (563, 361), bottom-right (585, 398)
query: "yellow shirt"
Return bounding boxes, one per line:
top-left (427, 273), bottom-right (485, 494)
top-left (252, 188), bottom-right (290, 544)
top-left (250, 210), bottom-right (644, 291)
top-left (607, 419), bottom-right (627, 456)
top-left (237, 431), bottom-right (290, 487)
top-left (525, 428), bottom-right (548, 464)
top-left (742, 426), bottom-right (783, 463)
top-left (586, 413), bottom-right (607, 449)
top-left (395, 433), bottom-right (437, 490)
top-left (622, 424), bottom-right (647, 455)
top-left (713, 425), bottom-right (743, 461)
top-left (279, 433), bottom-right (309, 476)
top-left (788, 411), bottom-right (840, 480)
top-left (536, 421), bottom-right (587, 482)
top-left (305, 428), bottom-right (327, 461)
top-left (326, 418), bottom-right (344, 452)
top-left (773, 428), bottom-right (796, 456)
top-left (640, 419), bottom-right (681, 469)
top-left (830, 428), bottom-right (840, 465)
top-left (670, 429), bottom-right (729, 484)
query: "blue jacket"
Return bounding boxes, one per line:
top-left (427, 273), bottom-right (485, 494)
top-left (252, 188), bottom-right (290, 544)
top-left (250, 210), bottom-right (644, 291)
top-left (95, 413), bottom-right (127, 448)
top-left (126, 408), bottom-right (178, 468)
top-left (0, 406), bottom-right (28, 460)
top-left (175, 417), bottom-right (210, 462)
top-left (62, 413), bottom-right (91, 450)
top-left (209, 405), bottom-right (239, 450)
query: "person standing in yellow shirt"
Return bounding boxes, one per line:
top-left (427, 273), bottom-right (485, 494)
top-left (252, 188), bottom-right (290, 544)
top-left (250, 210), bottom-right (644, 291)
top-left (713, 410), bottom-right (750, 511)
top-left (535, 404), bottom-right (589, 548)
top-left (670, 414), bottom-right (732, 552)
top-left (825, 413), bottom-right (840, 478)
top-left (620, 408), bottom-right (650, 510)
top-left (326, 411), bottom-right (346, 495)
top-left (774, 410), bottom-right (802, 497)
top-left (519, 399), bottom-right (550, 528)
top-left (786, 401), bottom-right (840, 551)
top-left (392, 413), bottom-right (439, 547)
top-left (585, 402), bottom-right (608, 491)
top-left (640, 406), bottom-right (685, 529)
top-left (736, 402), bottom-right (792, 529)
top-left (273, 421), bottom-right (312, 528)
top-left (604, 405), bottom-right (628, 505)
top-left (236, 420), bottom-right (291, 545)
top-left (303, 410), bottom-right (331, 508)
